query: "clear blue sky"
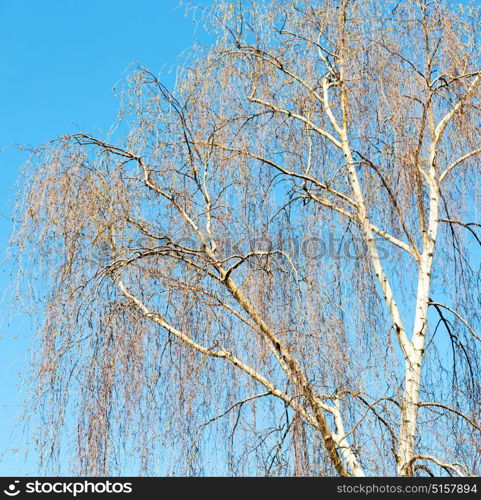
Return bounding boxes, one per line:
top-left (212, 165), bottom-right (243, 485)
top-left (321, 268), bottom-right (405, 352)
top-left (0, 0), bottom-right (200, 475)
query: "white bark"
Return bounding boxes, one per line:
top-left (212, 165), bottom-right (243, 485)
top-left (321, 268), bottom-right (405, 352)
top-left (331, 399), bottom-right (366, 477)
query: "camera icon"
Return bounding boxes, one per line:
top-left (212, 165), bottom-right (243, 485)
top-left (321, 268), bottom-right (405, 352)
top-left (3, 481), bottom-right (20, 497)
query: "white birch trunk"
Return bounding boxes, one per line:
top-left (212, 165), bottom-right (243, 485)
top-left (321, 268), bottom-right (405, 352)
top-left (397, 172), bottom-right (440, 476)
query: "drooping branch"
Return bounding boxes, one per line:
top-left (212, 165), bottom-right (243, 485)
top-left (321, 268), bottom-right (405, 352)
top-left (411, 455), bottom-right (468, 477)
top-left (440, 148), bottom-right (481, 184)
top-left (419, 402), bottom-right (481, 434)
top-left (428, 301), bottom-right (481, 342)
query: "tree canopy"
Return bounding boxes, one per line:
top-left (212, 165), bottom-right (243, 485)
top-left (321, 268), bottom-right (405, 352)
top-left (13, 0), bottom-right (481, 476)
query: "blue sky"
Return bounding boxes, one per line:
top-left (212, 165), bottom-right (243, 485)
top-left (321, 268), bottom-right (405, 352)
top-left (0, 0), bottom-right (200, 475)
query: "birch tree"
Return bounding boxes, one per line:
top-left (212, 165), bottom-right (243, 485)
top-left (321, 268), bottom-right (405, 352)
top-left (13, 0), bottom-right (481, 476)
